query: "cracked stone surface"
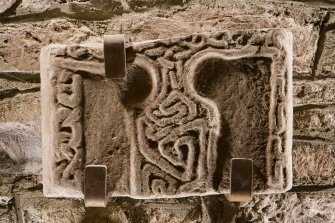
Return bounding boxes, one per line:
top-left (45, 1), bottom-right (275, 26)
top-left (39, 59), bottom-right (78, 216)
top-left (41, 29), bottom-right (293, 198)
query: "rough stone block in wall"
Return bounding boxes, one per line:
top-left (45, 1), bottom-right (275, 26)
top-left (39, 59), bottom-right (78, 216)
top-left (0, 0), bottom-right (335, 221)
top-left (15, 191), bottom-right (85, 223)
top-left (127, 6), bottom-right (325, 76)
top-left (15, 191), bottom-right (203, 223)
top-left (0, 174), bottom-right (41, 197)
top-left (315, 13), bottom-right (335, 78)
top-left (294, 107), bottom-right (335, 140)
top-left (0, 93), bottom-right (41, 136)
top-left (0, 123), bottom-right (41, 174)
top-left (293, 140), bottom-right (335, 186)
top-left (316, 30), bottom-right (335, 77)
top-left (0, 19), bottom-right (101, 73)
top-left (0, 0), bottom-right (16, 14)
top-left (0, 3), bottom-right (326, 77)
top-left (235, 192), bottom-right (335, 222)
top-left (0, 196), bottom-right (17, 223)
top-left (41, 29), bottom-right (293, 198)
top-left (293, 79), bottom-right (335, 106)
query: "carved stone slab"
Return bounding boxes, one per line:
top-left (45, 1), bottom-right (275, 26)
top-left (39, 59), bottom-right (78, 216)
top-left (41, 29), bottom-right (293, 199)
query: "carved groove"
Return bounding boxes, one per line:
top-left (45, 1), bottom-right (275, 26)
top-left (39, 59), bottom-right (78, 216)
top-left (128, 30), bottom-right (293, 197)
top-left (53, 71), bottom-right (83, 188)
top-left (42, 29), bottom-right (293, 198)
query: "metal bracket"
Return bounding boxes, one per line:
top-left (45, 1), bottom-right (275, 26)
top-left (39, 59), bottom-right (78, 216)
top-left (84, 165), bottom-right (107, 207)
top-left (225, 158), bottom-right (253, 203)
top-left (104, 34), bottom-right (126, 79)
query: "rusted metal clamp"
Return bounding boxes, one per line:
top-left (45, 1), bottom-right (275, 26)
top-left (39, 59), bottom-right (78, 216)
top-left (104, 34), bottom-right (126, 79)
top-left (225, 158), bottom-right (253, 203)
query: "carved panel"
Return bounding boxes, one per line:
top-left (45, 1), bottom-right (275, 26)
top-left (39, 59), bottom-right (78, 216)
top-left (41, 29), bottom-right (293, 198)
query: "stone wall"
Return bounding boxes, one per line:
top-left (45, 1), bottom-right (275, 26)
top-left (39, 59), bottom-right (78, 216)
top-left (1, 0), bottom-right (335, 222)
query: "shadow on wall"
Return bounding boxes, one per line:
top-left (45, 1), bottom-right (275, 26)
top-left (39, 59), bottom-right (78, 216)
top-left (0, 122), bottom-right (42, 174)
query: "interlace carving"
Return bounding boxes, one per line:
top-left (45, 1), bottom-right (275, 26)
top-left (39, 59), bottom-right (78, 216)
top-left (53, 71), bottom-right (83, 188)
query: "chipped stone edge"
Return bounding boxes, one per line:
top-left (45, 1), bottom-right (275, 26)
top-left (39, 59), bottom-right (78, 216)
top-left (41, 44), bottom-right (84, 198)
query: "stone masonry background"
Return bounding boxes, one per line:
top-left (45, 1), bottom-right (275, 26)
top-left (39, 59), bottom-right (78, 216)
top-left (1, 0), bottom-right (335, 222)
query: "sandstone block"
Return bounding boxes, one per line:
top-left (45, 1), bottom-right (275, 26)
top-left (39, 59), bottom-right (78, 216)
top-left (15, 191), bottom-right (202, 223)
top-left (130, 199), bottom-right (202, 223)
top-left (294, 108), bottom-right (335, 140)
top-left (15, 0), bottom-right (51, 15)
top-left (41, 29), bottom-right (293, 198)
top-left (0, 174), bottom-right (41, 197)
top-left (0, 19), bottom-right (100, 73)
top-left (0, 93), bottom-right (41, 136)
top-left (315, 13), bottom-right (335, 78)
top-left (15, 191), bottom-right (85, 223)
top-left (316, 30), bottom-right (335, 78)
top-left (0, 4), bottom-right (325, 77)
top-left (0, 122), bottom-right (41, 174)
top-left (0, 0), bottom-right (16, 14)
top-left (293, 80), bottom-right (335, 106)
top-left (236, 192), bottom-right (335, 222)
top-left (292, 140), bottom-right (335, 186)
top-left (128, 10), bottom-right (324, 76)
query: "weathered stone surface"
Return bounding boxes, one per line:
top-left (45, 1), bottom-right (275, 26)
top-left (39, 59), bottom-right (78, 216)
top-left (0, 19), bottom-right (100, 73)
top-left (15, 191), bottom-right (203, 223)
top-left (66, 0), bottom-right (127, 18)
top-left (0, 93), bottom-right (41, 136)
top-left (0, 77), bottom-right (40, 100)
top-left (294, 108), bottom-right (335, 140)
top-left (0, 3), bottom-right (325, 77)
top-left (0, 196), bottom-right (17, 223)
top-left (15, 0), bottom-right (51, 15)
top-left (0, 0), bottom-right (16, 14)
top-left (0, 122), bottom-right (41, 174)
top-left (292, 140), bottom-right (335, 186)
top-left (315, 13), bottom-right (335, 78)
top-left (15, 191), bottom-right (85, 223)
top-left (317, 32), bottom-right (335, 77)
top-left (126, 6), bottom-right (325, 76)
top-left (293, 80), bottom-right (335, 106)
top-left (41, 29), bottom-right (293, 198)
top-left (235, 192), bottom-right (335, 223)
top-left (130, 199), bottom-right (202, 223)
top-left (0, 174), bottom-right (41, 197)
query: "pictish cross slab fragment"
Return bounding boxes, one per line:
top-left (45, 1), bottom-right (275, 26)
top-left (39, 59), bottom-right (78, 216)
top-left (41, 29), bottom-right (293, 199)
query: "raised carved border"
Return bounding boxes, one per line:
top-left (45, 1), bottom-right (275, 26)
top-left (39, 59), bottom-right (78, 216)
top-left (41, 29), bottom-right (293, 198)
